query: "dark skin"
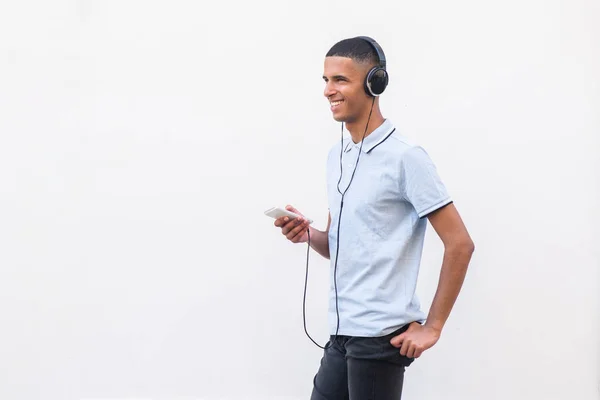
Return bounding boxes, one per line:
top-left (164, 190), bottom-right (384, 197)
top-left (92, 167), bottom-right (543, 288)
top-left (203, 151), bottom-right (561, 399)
top-left (274, 55), bottom-right (475, 359)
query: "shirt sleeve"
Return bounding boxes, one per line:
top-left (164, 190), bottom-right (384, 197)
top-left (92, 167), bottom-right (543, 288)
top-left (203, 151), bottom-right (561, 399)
top-left (400, 146), bottom-right (453, 218)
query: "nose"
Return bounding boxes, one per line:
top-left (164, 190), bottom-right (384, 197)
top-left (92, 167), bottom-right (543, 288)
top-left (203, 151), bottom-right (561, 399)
top-left (324, 81), bottom-right (336, 98)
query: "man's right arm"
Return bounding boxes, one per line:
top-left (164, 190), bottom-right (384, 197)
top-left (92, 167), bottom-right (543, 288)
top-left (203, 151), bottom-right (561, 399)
top-left (308, 213), bottom-right (331, 259)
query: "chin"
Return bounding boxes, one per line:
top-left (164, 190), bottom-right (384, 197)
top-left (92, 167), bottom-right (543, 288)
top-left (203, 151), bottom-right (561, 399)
top-left (332, 113), bottom-right (347, 122)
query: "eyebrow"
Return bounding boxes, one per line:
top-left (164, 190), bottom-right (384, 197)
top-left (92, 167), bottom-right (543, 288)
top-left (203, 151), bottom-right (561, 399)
top-left (323, 74), bottom-right (349, 81)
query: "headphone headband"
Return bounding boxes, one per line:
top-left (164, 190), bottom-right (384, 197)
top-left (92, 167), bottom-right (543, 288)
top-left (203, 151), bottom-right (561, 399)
top-left (356, 36), bottom-right (386, 69)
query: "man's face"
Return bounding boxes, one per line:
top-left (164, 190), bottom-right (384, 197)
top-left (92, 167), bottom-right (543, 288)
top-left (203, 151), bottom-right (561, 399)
top-left (323, 56), bottom-right (372, 123)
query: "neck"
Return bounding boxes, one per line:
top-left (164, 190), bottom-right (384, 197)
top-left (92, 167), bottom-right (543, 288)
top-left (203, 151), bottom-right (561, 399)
top-left (345, 106), bottom-right (385, 144)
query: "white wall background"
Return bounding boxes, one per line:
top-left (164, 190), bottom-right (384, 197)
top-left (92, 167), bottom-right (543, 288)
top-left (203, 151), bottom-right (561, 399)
top-left (0, 1), bottom-right (598, 399)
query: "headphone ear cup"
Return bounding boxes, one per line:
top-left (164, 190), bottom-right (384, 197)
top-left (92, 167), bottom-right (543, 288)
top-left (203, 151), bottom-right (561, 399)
top-left (365, 67), bottom-right (389, 96)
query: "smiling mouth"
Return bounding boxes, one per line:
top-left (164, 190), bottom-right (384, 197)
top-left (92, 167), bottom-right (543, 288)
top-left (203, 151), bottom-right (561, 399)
top-left (330, 100), bottom-right (344, 108)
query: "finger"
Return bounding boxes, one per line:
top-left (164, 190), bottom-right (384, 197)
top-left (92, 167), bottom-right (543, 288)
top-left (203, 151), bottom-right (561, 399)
top-left (284, 218), bottom-right (303, 237)
top-left (279, 219), bottom-right (295, 234)
top-left (282, 217), bottom-right (302, 235)
top-left (274, 216), bottom-right (288, 227)
top-left (287, 219), bottom-right (309, 241)
top-left (281, 217), bottom-right (304, 234)
top-left (286, 205), bottom-right (303, 216)
top-left (399, 339), bottom-right (410, 356)
top-left (390, 333), bottom-right (405, 348)
top-left (414, 349), bottom-right (423, 358)
top-left (406, 344), bottom-right (416, 358)
top-left (290, 226), bottom-right (309, 243)
top-left (289, 226), bottom-right (307, 243)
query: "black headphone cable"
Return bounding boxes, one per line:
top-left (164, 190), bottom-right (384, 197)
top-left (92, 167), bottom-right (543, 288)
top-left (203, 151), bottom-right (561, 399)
top-left (303, 98), bottom-right (376, 349)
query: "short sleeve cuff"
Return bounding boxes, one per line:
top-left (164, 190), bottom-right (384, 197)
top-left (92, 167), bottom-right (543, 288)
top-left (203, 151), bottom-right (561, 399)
top-left (418, 197), bottom-right (453, 218)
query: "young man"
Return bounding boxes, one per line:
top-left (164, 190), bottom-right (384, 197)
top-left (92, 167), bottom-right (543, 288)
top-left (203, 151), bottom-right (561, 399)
top-left (274, 37), bottom-right (474, 399)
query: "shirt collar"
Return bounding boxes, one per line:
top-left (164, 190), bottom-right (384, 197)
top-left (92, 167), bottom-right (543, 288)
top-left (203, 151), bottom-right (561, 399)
top-left (343, 119), bottom-right (396, 154)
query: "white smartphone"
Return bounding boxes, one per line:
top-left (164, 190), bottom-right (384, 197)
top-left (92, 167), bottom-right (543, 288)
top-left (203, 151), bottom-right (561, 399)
top-left (264, 207), bottom-right (313, 224)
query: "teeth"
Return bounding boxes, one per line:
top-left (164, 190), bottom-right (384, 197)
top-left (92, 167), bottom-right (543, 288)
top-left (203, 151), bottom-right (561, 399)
top-left (331, 101), bottom-right (343, 106)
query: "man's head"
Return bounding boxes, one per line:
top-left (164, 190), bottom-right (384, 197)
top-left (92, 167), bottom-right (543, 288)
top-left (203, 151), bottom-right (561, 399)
top-left (323, 36), bottom-right (388, 124)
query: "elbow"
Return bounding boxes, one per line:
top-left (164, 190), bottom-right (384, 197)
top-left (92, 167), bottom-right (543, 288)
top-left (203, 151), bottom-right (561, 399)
top-left (464, 239), bottom-right (475, 255)
top-left (447, 237), bottom-right (475, 256)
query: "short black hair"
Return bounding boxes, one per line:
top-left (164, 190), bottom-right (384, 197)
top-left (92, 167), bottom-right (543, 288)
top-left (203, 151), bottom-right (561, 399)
top-left (326, 37), bottom-right (381, 66)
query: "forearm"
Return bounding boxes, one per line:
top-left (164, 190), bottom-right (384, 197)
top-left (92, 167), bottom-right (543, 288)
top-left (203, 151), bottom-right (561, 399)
top-left (308, 226), bottom-right (330, 259)
top-left (424, 241), bottom-right (474, 332)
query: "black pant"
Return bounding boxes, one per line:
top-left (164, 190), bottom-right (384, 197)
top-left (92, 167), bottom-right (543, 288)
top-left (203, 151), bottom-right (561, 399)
top-left (310, 324), bottom-right (415, 400)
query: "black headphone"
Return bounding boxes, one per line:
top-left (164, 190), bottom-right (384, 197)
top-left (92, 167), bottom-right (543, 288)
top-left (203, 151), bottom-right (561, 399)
top-left (357, 36), bottom-right (389, 97)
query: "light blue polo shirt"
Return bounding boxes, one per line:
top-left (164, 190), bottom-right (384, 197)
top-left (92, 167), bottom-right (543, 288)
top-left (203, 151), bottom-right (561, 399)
top-left (326, 119), bottom-right (452, 337)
